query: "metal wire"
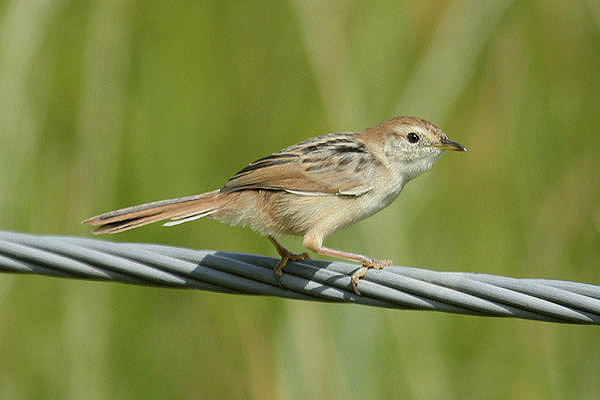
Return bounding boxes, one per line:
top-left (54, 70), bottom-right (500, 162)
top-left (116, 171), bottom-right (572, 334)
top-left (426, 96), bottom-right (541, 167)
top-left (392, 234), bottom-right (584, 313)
top-left (0, 230), bottom-right (598, 325)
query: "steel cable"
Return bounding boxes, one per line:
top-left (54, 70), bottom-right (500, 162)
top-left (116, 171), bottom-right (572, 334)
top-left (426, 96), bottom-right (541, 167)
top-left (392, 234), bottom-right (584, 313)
top-left (0, 231), bottom-right (598, 325)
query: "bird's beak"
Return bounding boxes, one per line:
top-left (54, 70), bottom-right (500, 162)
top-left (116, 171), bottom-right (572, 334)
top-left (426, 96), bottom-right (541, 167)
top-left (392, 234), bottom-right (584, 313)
top-left (434, 138), bottom-right (467, 152)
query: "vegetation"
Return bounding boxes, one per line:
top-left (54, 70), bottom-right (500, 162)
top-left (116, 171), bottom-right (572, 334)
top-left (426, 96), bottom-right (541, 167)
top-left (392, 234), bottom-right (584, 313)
top-left (0, 1), bottom-right (599, 398)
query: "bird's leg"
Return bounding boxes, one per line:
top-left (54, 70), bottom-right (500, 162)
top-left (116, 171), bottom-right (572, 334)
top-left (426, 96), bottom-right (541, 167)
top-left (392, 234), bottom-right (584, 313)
top-left (268, 235), bottom-right (309, 288)
top-left (303, 233), bottom-right (392, 295)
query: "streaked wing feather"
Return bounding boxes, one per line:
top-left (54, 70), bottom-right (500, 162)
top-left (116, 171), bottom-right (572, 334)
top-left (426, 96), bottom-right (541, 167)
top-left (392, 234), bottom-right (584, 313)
top-left (221, 133), bottom-right (375, 196)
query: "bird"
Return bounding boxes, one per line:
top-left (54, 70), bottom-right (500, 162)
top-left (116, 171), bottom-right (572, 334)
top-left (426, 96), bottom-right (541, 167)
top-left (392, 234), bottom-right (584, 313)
top-left (83, 116), bottom-right (466, 295)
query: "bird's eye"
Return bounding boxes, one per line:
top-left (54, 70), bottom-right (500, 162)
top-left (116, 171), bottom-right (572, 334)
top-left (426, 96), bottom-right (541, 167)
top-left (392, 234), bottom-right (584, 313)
top-left (407, 132), bottom-right (419, 143)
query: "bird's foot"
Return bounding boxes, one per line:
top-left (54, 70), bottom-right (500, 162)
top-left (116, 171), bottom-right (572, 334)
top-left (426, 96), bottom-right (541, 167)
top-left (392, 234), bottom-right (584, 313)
top-left (274, 251), bottom-right (310, 289)
top-left (269, 235), bottom-right (309, 289)
top-left (351, 258), bottom-right (393, 295)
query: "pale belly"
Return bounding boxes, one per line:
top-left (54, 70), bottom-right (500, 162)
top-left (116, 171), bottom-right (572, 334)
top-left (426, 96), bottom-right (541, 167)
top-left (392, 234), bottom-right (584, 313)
top-left (213, 184), bottom-right (405, 238)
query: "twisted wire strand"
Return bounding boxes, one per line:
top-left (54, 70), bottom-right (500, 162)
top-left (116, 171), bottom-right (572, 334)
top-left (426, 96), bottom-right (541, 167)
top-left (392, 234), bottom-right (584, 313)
top-left (0, 231), bottom-right (598, 325)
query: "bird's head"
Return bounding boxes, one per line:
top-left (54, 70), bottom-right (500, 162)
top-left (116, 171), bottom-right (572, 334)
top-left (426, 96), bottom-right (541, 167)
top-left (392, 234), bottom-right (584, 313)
top-left (365, 116), bottom-right (466, 181)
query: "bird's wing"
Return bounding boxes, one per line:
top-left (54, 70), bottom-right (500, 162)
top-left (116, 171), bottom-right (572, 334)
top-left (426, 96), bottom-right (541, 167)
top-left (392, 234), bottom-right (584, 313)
top-left (220, 133), bottom-right (376, 196)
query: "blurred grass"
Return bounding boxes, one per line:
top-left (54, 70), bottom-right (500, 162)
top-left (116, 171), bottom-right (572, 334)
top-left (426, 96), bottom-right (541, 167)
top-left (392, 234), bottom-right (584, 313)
top-left (1, 0), bottom-right (599, 399)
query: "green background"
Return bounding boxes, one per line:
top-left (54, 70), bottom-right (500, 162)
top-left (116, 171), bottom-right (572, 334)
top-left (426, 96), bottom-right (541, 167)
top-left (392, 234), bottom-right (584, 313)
top-left (1, 0), bottom-right (600, 398)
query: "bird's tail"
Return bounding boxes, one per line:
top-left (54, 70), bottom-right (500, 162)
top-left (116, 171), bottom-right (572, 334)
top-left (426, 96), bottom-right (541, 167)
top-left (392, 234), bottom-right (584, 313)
top-left (82, 190), bottom-right (222, 234)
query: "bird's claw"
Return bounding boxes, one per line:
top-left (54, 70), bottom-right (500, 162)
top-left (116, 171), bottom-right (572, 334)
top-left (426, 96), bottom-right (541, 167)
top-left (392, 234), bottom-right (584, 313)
top-left (351, 259), bottom-right (393, 295)
top-left (274, 251), bottom-right (310, 289)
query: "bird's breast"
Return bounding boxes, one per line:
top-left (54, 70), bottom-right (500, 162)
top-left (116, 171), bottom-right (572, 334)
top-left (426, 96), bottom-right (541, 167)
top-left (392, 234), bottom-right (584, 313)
top-left (361, 177), bottom-right (406, 217)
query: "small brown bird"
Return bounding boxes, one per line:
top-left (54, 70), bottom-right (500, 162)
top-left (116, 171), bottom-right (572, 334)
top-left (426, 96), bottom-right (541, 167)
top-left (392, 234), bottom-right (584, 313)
top-left (83, 117), bottom-right (466, 294)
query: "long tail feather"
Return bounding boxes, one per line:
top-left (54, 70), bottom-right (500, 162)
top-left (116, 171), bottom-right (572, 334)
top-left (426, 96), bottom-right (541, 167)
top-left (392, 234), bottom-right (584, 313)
top-left (82, 190), bottom-right (221, 234)
top-left (162, 209), bottom-right (218, 226)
